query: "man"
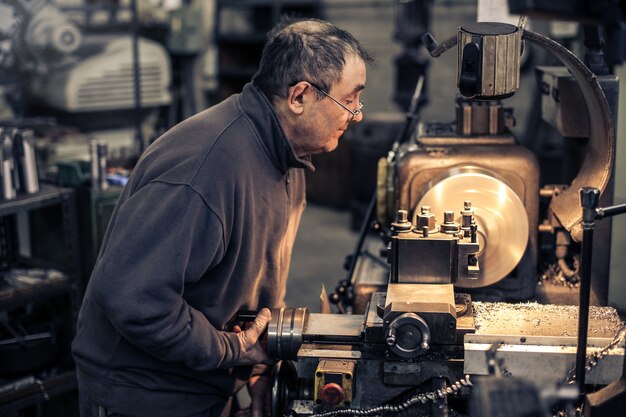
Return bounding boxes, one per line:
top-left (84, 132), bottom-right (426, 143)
top-left (72, 18), bottom-right (373, 417)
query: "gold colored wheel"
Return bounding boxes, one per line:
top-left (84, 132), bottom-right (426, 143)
top-left (415, 168), bottom-right (528, 288)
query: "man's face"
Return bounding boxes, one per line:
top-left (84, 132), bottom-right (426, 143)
top-left (292, 55), bottom-right (367, 156)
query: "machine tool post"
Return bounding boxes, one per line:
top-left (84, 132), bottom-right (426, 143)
top-left (460, 201), bottom-right (475, 239)
top-left (441, 210), bottom-right (460, 234)
top-left (575, 187), bottom-right (600, 396)
top-left (391, 209), bottom-right (412, 233)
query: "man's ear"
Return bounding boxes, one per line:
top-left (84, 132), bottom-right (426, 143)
top-left (286, 82), bottom-right (309, 115)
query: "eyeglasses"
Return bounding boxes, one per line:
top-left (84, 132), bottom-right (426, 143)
top-left (308, 82), bottom-right (364, 121)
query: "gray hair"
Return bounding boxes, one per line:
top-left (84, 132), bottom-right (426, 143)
top-left (252, 18), bottom-right (374, 100)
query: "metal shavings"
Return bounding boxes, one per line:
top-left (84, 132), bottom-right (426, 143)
top-left (563, 324), bottom-right (626, 384)
top-left (539, 261), bottom-right (580, 288)
top-left (472, 301), bottom-right (624, 338)
top-left (554, 405), bottom-right (584, 417)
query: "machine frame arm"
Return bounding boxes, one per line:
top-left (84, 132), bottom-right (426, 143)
top-left (522, 30), bottom-right (614, 242)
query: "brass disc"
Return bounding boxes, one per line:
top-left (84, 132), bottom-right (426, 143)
top-left (415, 169), bottom-right (528, 288)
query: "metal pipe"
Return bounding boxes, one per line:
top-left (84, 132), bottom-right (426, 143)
top-left (14, 129), bottom-right (39, 194)
top-left (576, 227), bottom-right (593, 395)
top-left (130, 0), bottom-right (144, 153)
top-left (1, 131), bottom-right (16, 200)
top-left (596, 203), bottom-right (626, 219)
top-left (575, 187), bottom-right (600, 396)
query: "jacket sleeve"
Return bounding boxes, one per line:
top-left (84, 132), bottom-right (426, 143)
top-left (89, 181), bottom-right (241, 371)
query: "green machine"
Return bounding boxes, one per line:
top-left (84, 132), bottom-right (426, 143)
top-left (56, 160), bottom-right (122, 285)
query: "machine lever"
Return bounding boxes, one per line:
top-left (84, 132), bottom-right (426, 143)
top-left (222, 309), bottom-right (258, 331)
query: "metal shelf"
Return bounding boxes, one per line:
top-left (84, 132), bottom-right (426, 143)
top-left (0, 183), bottom-right (81, 412)
top-left (0, 369), bottom-right (77, 414)
top-left (0, 184), bottom-right (73, 217)
top-left (0, 271), bottom-right (73, 310)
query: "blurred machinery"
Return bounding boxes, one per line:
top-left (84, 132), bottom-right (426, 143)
top-left (0, 0), bottom-right (173, 168)
top-left (0, 0), bottom-right (177, 287)
top-left (392, 0), bottom-right (432, 112)
top-left (30, 34), bottom-right (170, 113)
top-left (0, 0), bottom-right (83, 76)
top-left (260, 5), bottom-right (626, 417)
top-left (0, 0), bottom-right (196, 268)
top-left (0, 0), bottom-right (172, 108)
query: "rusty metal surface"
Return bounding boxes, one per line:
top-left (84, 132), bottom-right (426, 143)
top-left (472, 301), bottom-right (623, 338)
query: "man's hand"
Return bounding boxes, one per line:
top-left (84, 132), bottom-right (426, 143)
top-left (235, 308), bottom-right (273, 366)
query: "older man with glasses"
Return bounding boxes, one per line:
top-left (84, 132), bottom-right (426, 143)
top-left (73, 17), bottom-right (373, 417)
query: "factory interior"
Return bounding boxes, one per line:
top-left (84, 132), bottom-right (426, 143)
top-left (1, 0), bottom-right (626, 416)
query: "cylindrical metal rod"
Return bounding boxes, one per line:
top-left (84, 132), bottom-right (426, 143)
top-left (576, 227), bottom-right (593, 395)
top-left (14, 129), bottom-right (39, 194)
top-left (130, 0), bottom-right (144, 153)
top-left (596, 203), bottom-right (626, 219)
top-left (575, 187), bottom-right (600, 396)
top-left (267, 307), bottom-right (309, 360)
top-left (267, 309), bottom-right (364, 360)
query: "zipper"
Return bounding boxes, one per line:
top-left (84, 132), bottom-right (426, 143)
top-left (285, 169), bottom-right (291, 205)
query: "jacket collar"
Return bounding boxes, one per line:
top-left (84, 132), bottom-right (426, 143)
top-left (238, 83), bottom-right (315, 173)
